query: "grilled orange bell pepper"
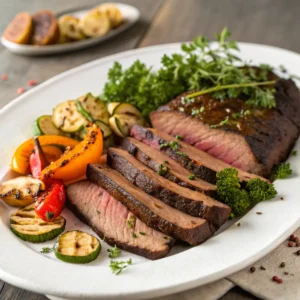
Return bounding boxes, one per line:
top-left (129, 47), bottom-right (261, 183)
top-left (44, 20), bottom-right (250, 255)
top-left (41, 124), bottom-right (103, 183)
top-left (11, 136), bottom-right (79, 175)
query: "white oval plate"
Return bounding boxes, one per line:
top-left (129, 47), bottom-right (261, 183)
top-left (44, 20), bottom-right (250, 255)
top-left (0, 43), bottom-right (300, 300)
top-left (0, 3), bottom-right (140, 56)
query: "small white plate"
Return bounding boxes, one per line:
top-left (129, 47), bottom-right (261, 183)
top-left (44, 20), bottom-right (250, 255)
top-left (1, 3), bottom-right (140, 56)
top-left (0, 43), bottom-right (300, 300)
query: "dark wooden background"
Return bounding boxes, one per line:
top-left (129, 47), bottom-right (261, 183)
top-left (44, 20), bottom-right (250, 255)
top-left (0, 0), bottom-right (299, 299)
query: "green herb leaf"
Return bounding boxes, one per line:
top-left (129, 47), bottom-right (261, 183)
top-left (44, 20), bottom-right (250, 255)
top-left (291, 150), bottom-right (297, 156)
top-left (107, 245), bottom-right (121, 258)
top-left (271, 163), bottom-right (293, 180)
top-left (110, 259), bottom-right (132, 275)
top-left (125, 216), bottom-right (136, 229)
top-left (40, 247), bottom-right (53, 253)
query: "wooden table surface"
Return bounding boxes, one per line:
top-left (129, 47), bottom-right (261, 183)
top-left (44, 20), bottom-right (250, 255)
top-left (0, 0), bottom-right (299, 299)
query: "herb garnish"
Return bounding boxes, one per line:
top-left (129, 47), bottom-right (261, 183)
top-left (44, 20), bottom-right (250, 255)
top-left (216, 168), bottom-right (277, 218)
top-left (291, 150), bottom-right (297, 156)
top-left (107, 245), bottom-right (121, 258)
top-left (158, 163), bottom-right (169, 176)
top-left (40, 247), bottom-right (53, 253)
top-left (271, 163), bottom-right (293, 180)
top-left (188, 174), bottom-right (195, 180)
top-left (110, 259), bottom-right (132, 275)
top-left (125, 216), bottom-right (136, 229)
top-left (139, 232), bottom-right (146, 235)
top-left (102, 28), bottom-right (277, 116)
top-left (175, 135), bottom-right (183, 140)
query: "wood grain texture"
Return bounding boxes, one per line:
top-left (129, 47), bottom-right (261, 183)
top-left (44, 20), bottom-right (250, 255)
top-left (139, 0), bottom-right (300, 52)
top-left (0, 0), bottom-right (163, 108)
top-left (0, 0), bottom-right (298, 299)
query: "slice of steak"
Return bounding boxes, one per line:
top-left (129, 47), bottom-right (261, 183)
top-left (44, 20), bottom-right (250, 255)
top-left (107, 147), bottom-right (230, 227)
top-left (66, 180), bottom-right (174, 260)
top-left (87, 164), bottom-right (215, 245)
top-left (119, 137), bottom-right (217, 196)
top-left (130, 125), bottom-right (266, 184)
top-left (150, 79), bottom-right (300, 177)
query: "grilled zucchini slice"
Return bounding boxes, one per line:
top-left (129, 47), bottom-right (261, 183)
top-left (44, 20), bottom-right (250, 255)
top-left (54, 231), bottom-right (101, 264)
top-left (109, 114), bottom-right (145, 137)
top-left (32, 115), bottom-right (68, 136)
top-left (107, 102), bottom-right (120, 115)
top-left (112, 103), bottom-right (142, 117)
top-left (77, 93), bottom-right (109, 124)
top-left (52, 100), bottom-right (87, 133)
top-left (10, 204), bottom-right (66, 243)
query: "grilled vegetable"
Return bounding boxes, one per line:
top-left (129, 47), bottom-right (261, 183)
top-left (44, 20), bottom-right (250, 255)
top-left (29, 137), bottom-right (49, 178)
top-left (54, 231), bottom-right (101, 264)
top-left (32, 10), bottom-right (59, 45)
top-left (58, 15), bottom-right (85, 40)
top-left (77, 93), bottom-right (109, 124)
top-left (10, 204), bottom-right (66, 243)
top-left (35, 179), bottom-right (66, 222)
top-left (41, 124), bottom-right (103, 183)
top-left (32, 115), bottom-right (68, 136)
top-left (0, 177), bottom-right (45, 207)
top-left (11, 135), bottom-right (78, 175)
top-left (78, 121), bottom-right (112, 139)
top-left (79, 10), bottom-right (110, 37)
top-left (52, 100), bottom-right (87, 132)
top-left (97, 4), bottom-right (122, 28)
top-left (107, 102), bottom-right (120, 115)
top-left (3, 12), bottom-right (33, 44)
top-left (109, 114), bottom-right (145, 137)
top-left (111, 103), bottom-right (142, 117)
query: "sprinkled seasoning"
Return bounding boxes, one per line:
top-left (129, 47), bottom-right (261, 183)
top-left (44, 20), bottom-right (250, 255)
top-left (260, 266), bottom-right (266, 270)
top-left (256, 212), bottom-right (262, 215)
top-left (28, 79), bottom-right (38, 86)
top-left (279, 262), bottom-right (286, 268)
top-left (17, 87), bottom-right (25, 94)
top-left (1, 74), bottom-right (7, 80)
top-left (249, 266), bottom-right (256, 273)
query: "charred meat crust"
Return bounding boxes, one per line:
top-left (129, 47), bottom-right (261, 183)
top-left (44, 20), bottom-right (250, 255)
top-left (87, 164), bottom-right (215, 245)
top-left (130, 125), bottom-right (217, 184)
top-left (66, 200), bottom-right (174, 260)
top-left (107, 148), bottom-right (230, 227)
top-left (119, 137), bottom-right (217, 196)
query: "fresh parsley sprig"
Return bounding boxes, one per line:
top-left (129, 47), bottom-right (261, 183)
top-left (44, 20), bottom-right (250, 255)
top-left (110, 259), bottom-right (132, 275)
top-left (107, 245), bottom-right (121, 258)
top-left (102, 28), bottom-right (278, 116)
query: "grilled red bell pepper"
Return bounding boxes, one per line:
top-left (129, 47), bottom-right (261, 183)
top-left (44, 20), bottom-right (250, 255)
top-left (29, 137), bottom-right (49, 178)
top-left (35, 179), bottom-right (66, 222)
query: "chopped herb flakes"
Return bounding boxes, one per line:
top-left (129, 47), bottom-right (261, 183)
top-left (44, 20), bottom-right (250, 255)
top-left (132, 233), bottom-right (137, 238)
top-left (126, 216), bottom-right (136, 229)
top-left (291, 150), bottom-right (297, 156)
top-left (176, 135), bottom-right (183, 140)
top-left (158, 163), bottom-right (169, 176)
top-left (139, 232), bottom-right (146, 235)
top-left (107, 245), bottom-right (121, 258)
top-left (110, 259), bottom-right (132, 275)
top-left (188, 174), bottom-right (195, 180)
top-left (40, 247), bottom-right (53, 253)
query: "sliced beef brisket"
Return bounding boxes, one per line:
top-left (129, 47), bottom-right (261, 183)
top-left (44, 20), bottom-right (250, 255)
top-left (67, 180), bottom-right (174, 260)
top-left (87, 164), bottom-right (215, 245)
top-left (107, 147), bottom-right (230, 227)
top-left (149, 79), bottom-right (300, 177)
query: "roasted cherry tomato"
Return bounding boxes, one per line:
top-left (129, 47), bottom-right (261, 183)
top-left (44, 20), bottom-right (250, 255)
top-left (35, 179), bottom-right (66, 222)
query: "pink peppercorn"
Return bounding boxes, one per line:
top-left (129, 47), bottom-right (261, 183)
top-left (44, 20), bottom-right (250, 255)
top-left (1, 74), bottom-right (7, 80)
top-left (17, 87), bottom-right (25, 94)
top-left (28, 79), bottom-right (37, 86)
top-left (273, 276), bottom-right (279, 281)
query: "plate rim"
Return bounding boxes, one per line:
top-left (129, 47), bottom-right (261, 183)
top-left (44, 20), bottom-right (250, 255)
top-left (0, 42), bottom-right (300, 299)
top-left (0, 2), bottom-right (140, 56)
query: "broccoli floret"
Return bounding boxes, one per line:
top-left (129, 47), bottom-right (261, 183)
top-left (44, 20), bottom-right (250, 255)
top-left (216, 168), bottom-right (251, 218)
top-left (216, 168), bottom-right (278, 218)
top-left (271, 163), bottom-right (292, 180)
top-left (246, 178), bottom-right (277, 203)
